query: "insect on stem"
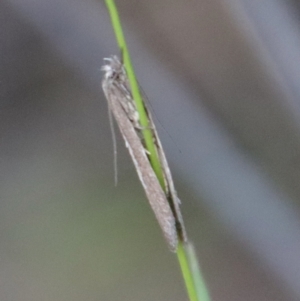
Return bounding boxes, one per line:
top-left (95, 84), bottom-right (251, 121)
top-left (101, 55), bottom-right (187, 251)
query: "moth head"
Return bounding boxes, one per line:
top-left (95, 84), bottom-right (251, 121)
top-left (102, 55), bottom-right (126, 82)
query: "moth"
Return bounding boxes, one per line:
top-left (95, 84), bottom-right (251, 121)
top-left (101, 56), bottom-right (186, 251)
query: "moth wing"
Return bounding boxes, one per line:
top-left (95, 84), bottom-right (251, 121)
top-left (102, 81), bottom-right (178, 251)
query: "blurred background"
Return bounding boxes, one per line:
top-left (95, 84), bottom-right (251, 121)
top-left (1, 0), bottom-right (300, 300)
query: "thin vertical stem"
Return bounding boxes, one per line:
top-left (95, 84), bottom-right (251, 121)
top-left (103, 2), bottom-right (211, 301)
top-left (177, 242), bottom-right (199, 301)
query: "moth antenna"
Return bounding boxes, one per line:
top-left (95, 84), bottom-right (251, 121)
top-left (108, 103), bottom-right (118, 186)
top-left (139, 85), bottom-right (182, 154)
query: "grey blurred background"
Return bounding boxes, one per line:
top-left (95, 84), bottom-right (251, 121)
top-left (1, 0), bottom-right (300, 300)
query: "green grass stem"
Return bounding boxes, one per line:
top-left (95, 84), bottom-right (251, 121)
top-left (177, 242), bottom-right (199, 301)
top-left (103, 2), bottom-right (211, 301)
